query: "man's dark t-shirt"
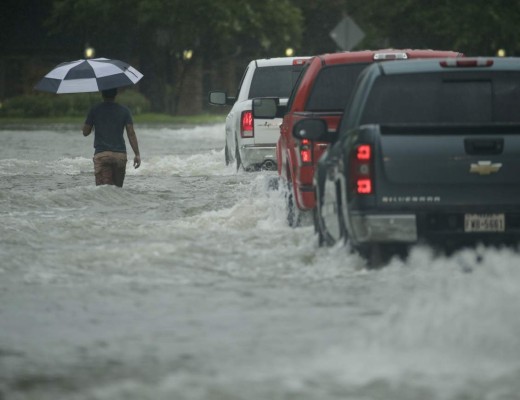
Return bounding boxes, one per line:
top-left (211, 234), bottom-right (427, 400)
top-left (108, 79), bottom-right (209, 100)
top-left (85, 102), bottom-right (133, 154)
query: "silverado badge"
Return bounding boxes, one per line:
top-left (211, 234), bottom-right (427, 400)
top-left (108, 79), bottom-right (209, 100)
top-left (470, 161), bottom-right (502, 175)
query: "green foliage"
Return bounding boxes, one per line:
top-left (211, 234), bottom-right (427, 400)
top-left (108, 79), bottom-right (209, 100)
top-left (134, 0), bottom-right (303, 58)
top-left (118, 90), bottom-right (152, 115)
top-left (47, 0), bottom-right (303, 59)
top-left (38, 0), bottom-right (520, 115)
top-left (44, 0), bottom-right (520, 58)
top-left (292, 0), bottom-right (349, 54)
top-left (1, 90), bottom-right (151, 118)
top-left (346, 0), bottom-right (520, 56)
top-left (45, 0), bottom-right (304, 113)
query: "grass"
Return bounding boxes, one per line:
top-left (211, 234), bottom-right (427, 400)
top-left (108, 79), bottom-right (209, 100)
top-left (135, 113), bottom-right (225, 125)
top-left (0, 113), bottom-right (226, 127)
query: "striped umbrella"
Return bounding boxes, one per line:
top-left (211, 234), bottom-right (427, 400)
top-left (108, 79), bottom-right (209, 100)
top-left (34, 58), bottom-right (143, 94)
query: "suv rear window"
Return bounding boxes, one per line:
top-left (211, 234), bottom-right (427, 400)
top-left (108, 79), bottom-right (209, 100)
top-left (306, 63), bottom-right (370, 111)
top-left (361, 72), bottom-right (520, 124)
top-left (248, 65), bottom-right (304, 99)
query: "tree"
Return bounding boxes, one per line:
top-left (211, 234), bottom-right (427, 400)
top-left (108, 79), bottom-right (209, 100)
top-left (46, 0), bottom-right (303, 113)
top-left (12, 0), bottom-right (520, 111)
top-left (291, 0), bottom-right (349, 55)
top-left (345, 0), bottom-right (520, 56)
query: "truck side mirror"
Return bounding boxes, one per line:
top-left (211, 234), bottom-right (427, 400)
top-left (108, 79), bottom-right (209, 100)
top-left (275, 105), bottom-right (287, 118)
top-left (252, 98), bottom-right (278, 119)
top-left (208, 91), bottom-right (235, 106)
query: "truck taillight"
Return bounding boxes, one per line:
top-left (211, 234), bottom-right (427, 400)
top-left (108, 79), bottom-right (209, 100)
top-left (241, 111), bottom-right (254, 138)
top-left (357, 144), bottom-right (371, 160)
top-left (373, 52), bottom-right (408, 61)
top-left (351, 144), bottom-right (373, 195)
top-left (440, 59), bottom-right (493, 68)
top-left (357, 179), bottom-right (372, 194)
top-left (300, 138), bottom-right (312, 164)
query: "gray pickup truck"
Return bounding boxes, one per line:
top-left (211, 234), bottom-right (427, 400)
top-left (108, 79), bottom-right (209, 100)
top-left (294, 57), bottom-right (520, 266)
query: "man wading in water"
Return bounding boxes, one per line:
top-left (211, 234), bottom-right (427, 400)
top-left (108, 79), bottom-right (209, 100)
top-left (83, 88), bottom-right (141, 187)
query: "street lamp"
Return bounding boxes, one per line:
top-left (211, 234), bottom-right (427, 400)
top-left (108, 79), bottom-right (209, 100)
top-left (183, 49), bottom-right (193, 61)
top-left (497, 49), bottom-right (506, 57)
top-left (285, 47), bottom-right (294, 57)
top-left (84, 46), bottom-right (95, 59)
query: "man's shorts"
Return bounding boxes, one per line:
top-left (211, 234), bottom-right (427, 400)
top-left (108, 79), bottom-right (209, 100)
top-left (93, 151), bottom-right (128, 187)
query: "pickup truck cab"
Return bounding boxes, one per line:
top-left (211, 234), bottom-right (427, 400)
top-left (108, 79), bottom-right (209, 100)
top-left (296, 57), bottom-right (520, 266)
top-left (209, 57), bottom-right (309, 171)
top-left (253, 49), bottom-right (462, 223)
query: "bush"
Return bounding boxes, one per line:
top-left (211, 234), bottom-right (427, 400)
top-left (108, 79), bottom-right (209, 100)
top-left (0, 89), bottom-right (151, 118)
top-left (117, 90), bottom-right (151, 115)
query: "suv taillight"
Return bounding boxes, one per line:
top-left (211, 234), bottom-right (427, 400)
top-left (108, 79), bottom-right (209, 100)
top-left (241, 111), bottom-right (254, 138)
top-left (351, 144), bottom-right (373, 195)
top-left (299, 138), bottom-right (312, 164)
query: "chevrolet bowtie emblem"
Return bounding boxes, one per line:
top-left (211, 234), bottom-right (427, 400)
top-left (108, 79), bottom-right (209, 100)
top-left (470, 161), bottom-right (502, 175)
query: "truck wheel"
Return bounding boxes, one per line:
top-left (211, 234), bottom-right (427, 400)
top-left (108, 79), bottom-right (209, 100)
top-left (335, 185), bottom-right (349, 244)
top-left (286, 182), bottom-right (301, 227)
top-left (235, 141), bottom-right (242, 171)
top-left (225, 143), bottom-right (230, 166)
top-left (315, 181), bottom-right (346, 246)
top-left (314, 186), bottom-right (336, 246)
top-left (359, 244), bottom-right (394, 269)
top-left (313, 207), bottom-right (324, 246)
top-left (367, 244), bottom-right (386, 268)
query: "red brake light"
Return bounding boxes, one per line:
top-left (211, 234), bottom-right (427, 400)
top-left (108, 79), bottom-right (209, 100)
top-left (357, 179), bottom-right (372, 194)
top-left (300, 138), bottom-right (312, 164)
top-left (293, 59), bottom-right (306, 65)
top-left (357, 145), bottom-right (371, 160)
top-left (351, 144), bottom-right (373, 195)
top-left (241, 111), bottom-right (254, 138)
top-left (440, 59), bottom-right (494, 68)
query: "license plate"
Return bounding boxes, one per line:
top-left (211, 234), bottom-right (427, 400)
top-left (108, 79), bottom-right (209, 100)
top-left (464, 214), bottom-right (505, 232)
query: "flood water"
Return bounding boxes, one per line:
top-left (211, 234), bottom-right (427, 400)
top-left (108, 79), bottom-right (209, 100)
top-left (1, 123), bottom-right (520, 400)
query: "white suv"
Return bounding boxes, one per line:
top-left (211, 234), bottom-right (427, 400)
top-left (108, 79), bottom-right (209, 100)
top-left (209, 57), bottom-right (309, 171)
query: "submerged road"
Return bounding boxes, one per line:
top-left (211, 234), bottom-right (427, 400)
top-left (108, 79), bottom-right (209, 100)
top-left (1, 124), bottom-right (519, 400)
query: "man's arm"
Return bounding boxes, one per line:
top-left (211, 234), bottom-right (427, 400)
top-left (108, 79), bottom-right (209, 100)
top-left (126, 124), bottom-right (141, 168)
top-left (83, 124), bottom-right (92, 136)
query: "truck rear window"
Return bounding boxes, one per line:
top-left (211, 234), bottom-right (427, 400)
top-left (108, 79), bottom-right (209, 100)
top-left (306, 63), bottom-right (370, 111)
top-left (248, 65), bottom-right (304, 99)
top-left (360, 72), bottom-right (520, 124)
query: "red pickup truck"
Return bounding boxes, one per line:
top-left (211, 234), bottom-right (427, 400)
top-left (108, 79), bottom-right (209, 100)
top-left (254, 49), bottom-right (463, 226)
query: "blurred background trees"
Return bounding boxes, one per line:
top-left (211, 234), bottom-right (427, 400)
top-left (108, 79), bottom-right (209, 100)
top-left (2, 0), bottom-right (520, 115)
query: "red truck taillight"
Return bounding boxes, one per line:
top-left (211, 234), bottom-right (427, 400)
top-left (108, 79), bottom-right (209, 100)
top-left (351, 144), bottom-right (373, 195)
top-left (241, 111), bottom-right (254, 138)
top-left (293, 59), bottom-right (307, 65)
top-left (299, 139), bottom-right (312, 164)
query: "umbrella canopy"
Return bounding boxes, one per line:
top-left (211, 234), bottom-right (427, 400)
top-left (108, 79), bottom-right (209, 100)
top-left (34, 58), bottom-right (143, 94)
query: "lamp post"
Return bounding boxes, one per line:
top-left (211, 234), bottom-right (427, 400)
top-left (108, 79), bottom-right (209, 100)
top-left (183, 49), bottom-right (193, 61)
top-left (84, 45), bottom-right (95, 59)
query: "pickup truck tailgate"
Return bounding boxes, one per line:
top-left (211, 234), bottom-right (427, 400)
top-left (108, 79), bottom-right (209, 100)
top-left (376, 125), bottom-right (520, 206)
top-left (253, 117), bottom-right (282, 145)
top-left (253, 98), bottom-right (288, 145)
